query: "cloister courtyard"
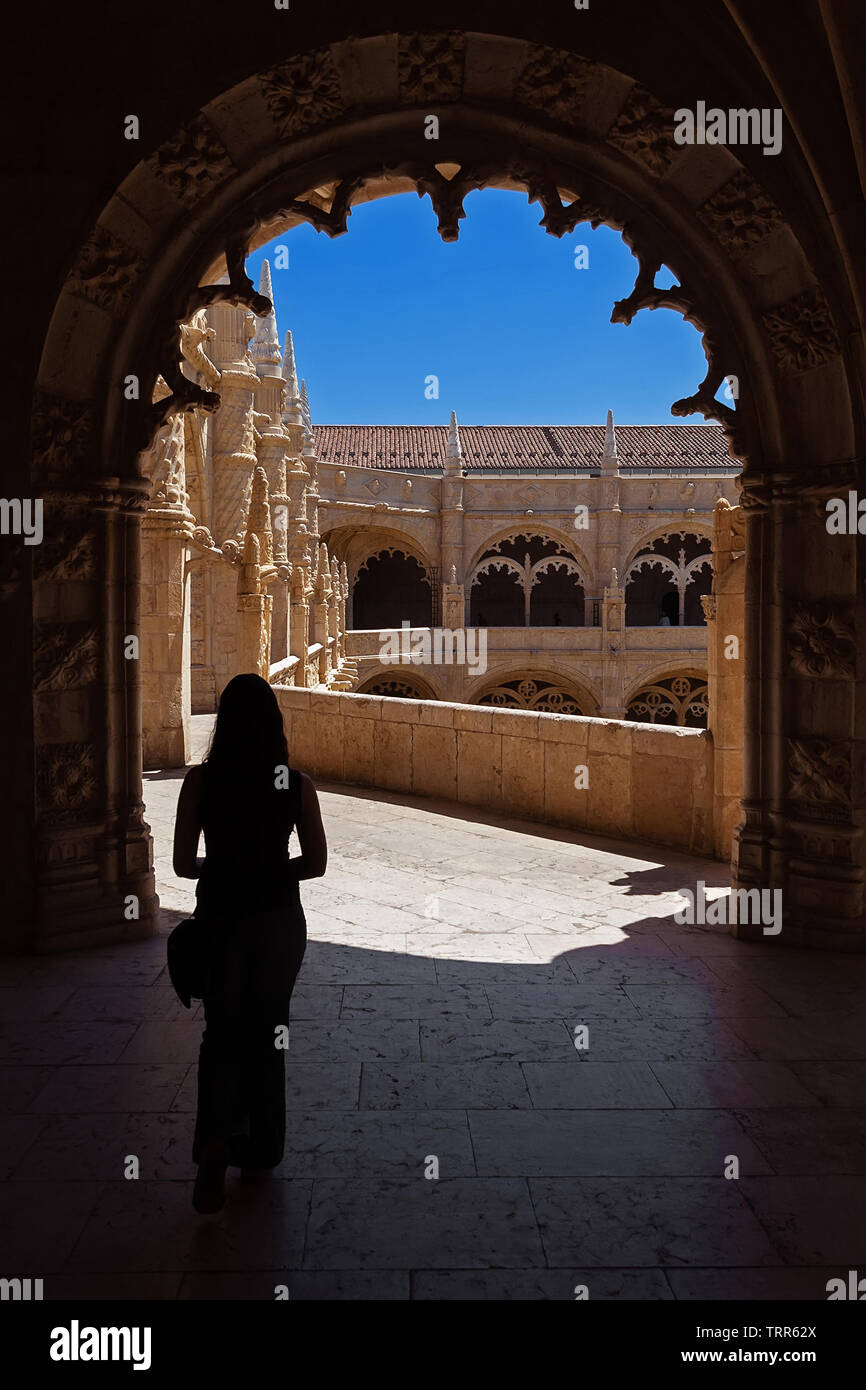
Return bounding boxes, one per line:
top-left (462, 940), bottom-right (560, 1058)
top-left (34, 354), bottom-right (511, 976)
top-left (1, 717), bottom-right (865, 1300)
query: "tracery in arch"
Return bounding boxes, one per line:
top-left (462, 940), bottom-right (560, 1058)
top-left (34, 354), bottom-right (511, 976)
top-left (352, 548), bottom-right (433, 629)
top-left (475, 674), bottom-right (586, 715)
top-left (623, 533), bottom-right (712, 627)
top-left (469, 534), bottom-right (587, 627)
top-left (626, 674), bottom-right (708, 728)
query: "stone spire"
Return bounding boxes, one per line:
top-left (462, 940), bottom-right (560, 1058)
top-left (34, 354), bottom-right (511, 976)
top-left (300, 379), bottom-right (314, 449)
top-left (602, 408), bottom-right (619, 467)
top-left (251, 260), bottom-right (282, 378)
top-left (282, 330), bottom-right (300, 401)
top-left (445, 409), bottom-right (462, 472)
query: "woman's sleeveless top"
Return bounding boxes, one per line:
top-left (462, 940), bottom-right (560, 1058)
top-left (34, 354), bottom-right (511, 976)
top-left (195, 763), bottom-right (303, 917)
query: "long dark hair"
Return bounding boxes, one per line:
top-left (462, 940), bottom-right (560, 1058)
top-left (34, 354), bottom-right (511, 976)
top-left (202, 674), bottom-right (290, 815)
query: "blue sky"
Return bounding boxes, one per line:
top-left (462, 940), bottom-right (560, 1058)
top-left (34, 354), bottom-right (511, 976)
top-left (245, 188), bottom-right (715, 427)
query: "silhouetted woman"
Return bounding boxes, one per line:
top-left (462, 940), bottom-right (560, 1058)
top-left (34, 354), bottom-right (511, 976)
top-left (172, 673), bottom-right (327, 1213)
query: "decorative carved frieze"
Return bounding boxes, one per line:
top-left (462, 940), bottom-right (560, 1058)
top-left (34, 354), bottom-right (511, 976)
top-left (36, 742), bottom-right (99, 823)
top-left (398, 31), bottom-right (465, 103)
top-left (696, 170), bottom-right (784, 258)
top-left (788, 602), bottom-right (855, 678)
top-left (514, 46), bottom-right (594, 125)
top-left (787, 737), bottom-right (852, 812)
top-left (259, 48), bottom-right (344, 135)
top-left (34, 624), bottom-right (99, 692)
top-left (67, 224), bottom-right (142, 313)
top-left (151, 117), bottom-right (235, 205)
top-left (762, 287), bottom-right (841, 375)
top-left (608, 84), bottom-right (675, 177)
top-left (31, 393), bottom-right (95, 478)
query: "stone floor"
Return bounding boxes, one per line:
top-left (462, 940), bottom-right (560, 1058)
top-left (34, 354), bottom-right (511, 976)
top-left (2, 716), bottom-right (866, 1300)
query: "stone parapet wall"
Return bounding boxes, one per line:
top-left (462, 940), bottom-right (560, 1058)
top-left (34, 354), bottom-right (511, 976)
top-left (274, 687), bottom-right (716, 857)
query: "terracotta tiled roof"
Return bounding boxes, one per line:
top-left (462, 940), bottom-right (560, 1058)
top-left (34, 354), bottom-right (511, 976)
top-left (312, 423), bottom-right (739, 472)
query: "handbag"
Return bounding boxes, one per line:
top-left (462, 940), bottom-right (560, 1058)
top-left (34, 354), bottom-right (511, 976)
top-left (166, 914), bottom-right (211, 1008)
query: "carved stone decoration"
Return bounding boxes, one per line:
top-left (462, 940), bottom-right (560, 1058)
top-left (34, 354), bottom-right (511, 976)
top-left (608, 84), bottom-right (675, 177)
top-left (36, 742), bottom-right (99, 823)
top-left (788, 737), bottom-right (852, 811)
top-left (34, 624), bottom-right (99, 692)
top-left (151, 116), bottom-right (235, 205)
top-left (514, 46), bottom-right (595, 125)
top-left (31, 393), bottom-right (95, 479)
top-left (788, 602), bottom-right (855, 677)
top-left (762, 287), bottom-right (842, 375)
top-left (398, 31), bottom-right (465, 103)
top-left (696, 170), bottom-right (784, 258)
top-left (259, 48), bottom-right (344, 135)
top-left (700, 594), bottom-right (717, 622)
top-left (34, 523), bottom-right (97, 583)
top-left (66, 224), bottom-right (142, 313)
top-left (180, 310), bottom-right (221, 388)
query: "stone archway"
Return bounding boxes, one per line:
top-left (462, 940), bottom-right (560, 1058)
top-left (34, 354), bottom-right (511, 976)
top-left (24, 30), bottom-right (863, 951)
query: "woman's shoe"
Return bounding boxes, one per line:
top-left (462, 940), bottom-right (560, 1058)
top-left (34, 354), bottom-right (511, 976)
top-left (192, 1142), bottom-right (229, 1213)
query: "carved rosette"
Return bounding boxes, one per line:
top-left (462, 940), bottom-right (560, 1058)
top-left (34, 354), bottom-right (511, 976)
top-left (788, 602), bottom-right (855, 677)
top-left (34, 624), bottom-right (99, 692)
top-left (66, 224), bottom-right (142, 313)
top-left (36, 742), bottom-right (100, 824)
top-left (787, 737), bottom-right (852, 816)
top-left (762, 287), bottom-right (841, 375)
top-left (696, 170), bottom-right (783, 259)
top-left (608, 84), bottom-right (675, 177)
top-left (151, 117), bottom-right (235, 205)
top-left (398, 31), bottom-right (465, 103)
top-left (259, 48), bottom-right (344, 135)
top-left (31, 393), bottom-right (95, 480)
top-left (514, 46), bottom-right (594, 124)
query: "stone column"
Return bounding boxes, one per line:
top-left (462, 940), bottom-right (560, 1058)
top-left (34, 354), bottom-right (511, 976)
top-left (599, 570), bottom-right (627, 716)
top-left (704, 500), bottom-right (745, 860)
top-left (32, 481), bottom-right (156, 951)
top-left (141, 506), bottom-right (192, 769)
top-left (733, 474), bottom-right (863, 948)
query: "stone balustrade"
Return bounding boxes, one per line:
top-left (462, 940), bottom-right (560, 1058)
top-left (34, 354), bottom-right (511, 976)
top-left (274, 687), bottom-right (716, 857)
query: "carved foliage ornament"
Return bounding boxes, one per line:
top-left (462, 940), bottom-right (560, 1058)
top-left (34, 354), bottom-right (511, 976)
top-left (696, 169), bottom-right (784, 259)
top-left (608, 84), bottom-right (676, 178)
top-left (152, 116), bottom-right (235, 205)
top-left (34, 624), bottom-right (99, 692)
top-left (31, 393), bottom-right (95, 479)
top-left (788, 602), bottom-right (855, 678)
top-left (514, 46), bottom-right (595, 125)
top-left (34, 518), bottom-right (97, 582)
top-left (762, 287), bottom-right (841, 375)
top-left (67, 224), bottom-right (142, 313)
top-left (259, 48), bottom-right (344, 134)
top-left (36, 742), bottom-right (99, 822)
top-left (398, 31), bottom-right (465, 103)
top-left (788, 737), bottom-right (852, 810)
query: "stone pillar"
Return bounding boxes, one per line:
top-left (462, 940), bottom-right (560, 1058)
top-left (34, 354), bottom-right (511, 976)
top-left (141, 508), bottom-right (192, 769)
top-left (599, 569), bottom-right (626, 716)
top-left (442, 568), bottom-right (465, 629)
top-left (733, 475), bottom-right (863, 948)
top-left (290, 564), bottom-right (310, 681)
top-left (32, 482), bottom-right (156, 951)
top-left (704, 500), bottom-right (745, 860)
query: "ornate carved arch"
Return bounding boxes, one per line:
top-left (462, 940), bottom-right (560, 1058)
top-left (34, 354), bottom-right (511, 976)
top-left (25, 28), bottom-right (860, 950)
